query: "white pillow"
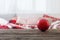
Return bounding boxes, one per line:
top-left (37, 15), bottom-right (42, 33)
top-left (0, 18), bottom-right (8, 25)
top-left (49, 21), bottom-right (60, 29)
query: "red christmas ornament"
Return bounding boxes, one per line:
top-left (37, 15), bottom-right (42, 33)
top-left (30, 26), bottom-right (35, 29)
top-left (9, 15), bottom-right (17, 24)
top-left (37, 19), bottom-right (50, 32)
top-left (9, 19), bottom-right (16, 24)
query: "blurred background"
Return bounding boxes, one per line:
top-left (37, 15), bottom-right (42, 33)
top-left (0, 0), bottom-right (60, 24)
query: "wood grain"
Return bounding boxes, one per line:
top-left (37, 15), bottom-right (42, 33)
top-left (0, 29), bottom-right (59, 40)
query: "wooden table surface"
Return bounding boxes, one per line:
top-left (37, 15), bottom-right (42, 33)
top-left (0, 29), bottom-right (60, 40)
